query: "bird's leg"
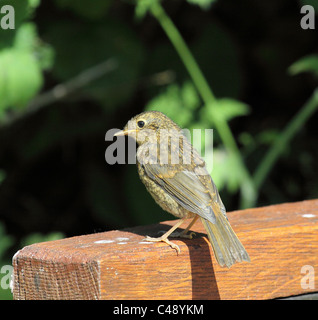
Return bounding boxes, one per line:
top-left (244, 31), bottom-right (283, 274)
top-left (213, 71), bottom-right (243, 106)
top-left (144, 218), bottom-right (186, 254)
top-left (169, 216), bottom-right (198, 239)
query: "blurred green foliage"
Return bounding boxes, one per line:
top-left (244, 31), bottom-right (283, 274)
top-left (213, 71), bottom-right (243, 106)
top-left (0, 0), bottom-right (52, 115)
top-left (0, 0), bottom-right (318, 299)
top-left (0, 223), bottom-right (13, 261)
top-left (289, 54), bottom-right (318, 77)
top-left (146, 81), bottom-right (201, 127)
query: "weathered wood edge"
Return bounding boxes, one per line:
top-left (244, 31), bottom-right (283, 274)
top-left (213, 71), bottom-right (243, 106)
top-left (12, 199), bottom-right (318, 300)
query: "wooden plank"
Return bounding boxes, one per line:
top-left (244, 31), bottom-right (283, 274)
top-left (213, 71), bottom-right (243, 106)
top-left (12, 199), bottom-right (318, 300)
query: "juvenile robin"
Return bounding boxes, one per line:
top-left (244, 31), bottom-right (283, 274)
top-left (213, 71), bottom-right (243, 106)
top-left (115, 110), bottom-right (250, 268)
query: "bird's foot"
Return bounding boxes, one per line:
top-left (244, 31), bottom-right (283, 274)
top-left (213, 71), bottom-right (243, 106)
top-left (143, 235), bottom-right (181, 254)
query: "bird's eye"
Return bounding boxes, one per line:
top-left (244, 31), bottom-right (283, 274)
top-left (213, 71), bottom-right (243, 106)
top-left (137, 120), bottom-right (145, 128)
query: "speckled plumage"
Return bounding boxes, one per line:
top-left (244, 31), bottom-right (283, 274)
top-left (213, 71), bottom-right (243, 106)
top-left (115, 111), bottom-right (250, 268)
top-left (137, 162), bottom-right (195, 219)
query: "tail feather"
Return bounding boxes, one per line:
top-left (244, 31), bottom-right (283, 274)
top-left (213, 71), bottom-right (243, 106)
top-left (201, 213), bottom-right (250, 268)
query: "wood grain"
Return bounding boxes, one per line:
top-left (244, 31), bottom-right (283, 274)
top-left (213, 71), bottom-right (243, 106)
top-left (12, 199), bottom-right (318, 299)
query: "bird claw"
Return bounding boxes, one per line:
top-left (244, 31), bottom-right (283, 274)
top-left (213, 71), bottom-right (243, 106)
top-left (143, 235), bottom-right (181, 254)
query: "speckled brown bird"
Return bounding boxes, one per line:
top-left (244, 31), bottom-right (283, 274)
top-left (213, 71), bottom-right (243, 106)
top-left (115, 110), bottom-right (250, 268)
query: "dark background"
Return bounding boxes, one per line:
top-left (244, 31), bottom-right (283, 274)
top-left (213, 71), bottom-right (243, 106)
top-left (0, 1), bottom-right (317, 295)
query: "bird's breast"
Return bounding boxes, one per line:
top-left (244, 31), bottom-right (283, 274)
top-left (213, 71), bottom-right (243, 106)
top-left (136, 162), bottom-right (192, 219)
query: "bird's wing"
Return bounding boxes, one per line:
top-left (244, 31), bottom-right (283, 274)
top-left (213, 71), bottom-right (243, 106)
top-left (143, 162), bottom-right (225, 223)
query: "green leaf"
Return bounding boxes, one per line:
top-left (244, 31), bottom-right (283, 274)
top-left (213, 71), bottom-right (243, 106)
top-left (135, 0), bottom-right (158, 20)
top-left (211, 148), bottom-right (243, 193)
top-left (13, 23), bottom-right (37, 51)
top-left (186, 0), bottom-right (217, 10)
top-left (217, 98), bottom-right (250, 120)
top-left (181, 80), bottom-right (200, 110)
top-left (289, 55), bottom-right (318, 77)
top-left (257, 129), bottom-right (280, 145)
top-left (28, 0), bottom-right (41, 9)
top-left (202, 98), bottom-right (250, 125)
top-left (0, 48), bottom-right (43, 112)
top-left (145, 81), bottom-right (200, 127)
top-left (14, 23), bottom-right (55, 70)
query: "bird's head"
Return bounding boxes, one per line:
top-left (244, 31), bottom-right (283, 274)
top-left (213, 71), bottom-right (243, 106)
top-left (114, 111), bottom-right (181, 145)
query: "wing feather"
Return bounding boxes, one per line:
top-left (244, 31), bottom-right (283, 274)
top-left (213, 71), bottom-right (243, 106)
top-left (143, 163), bottom-right (217, 223)
top-left (139, 135), bottom-right (226, 224)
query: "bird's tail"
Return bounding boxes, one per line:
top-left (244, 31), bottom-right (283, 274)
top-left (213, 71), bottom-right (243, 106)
top-left (200, 212), bottom-right (250, 268)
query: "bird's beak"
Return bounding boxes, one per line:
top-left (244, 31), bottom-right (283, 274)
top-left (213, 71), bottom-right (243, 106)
top-left (114, 129), bottom-right (137, 137)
